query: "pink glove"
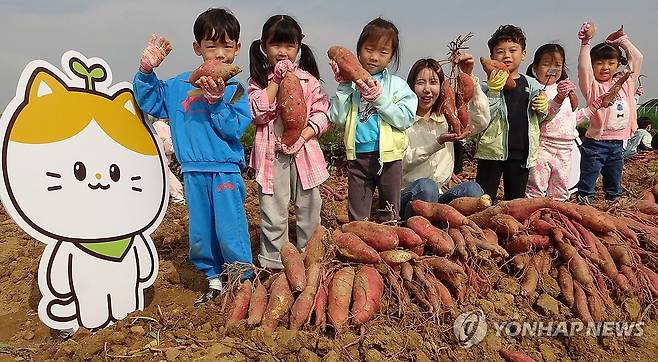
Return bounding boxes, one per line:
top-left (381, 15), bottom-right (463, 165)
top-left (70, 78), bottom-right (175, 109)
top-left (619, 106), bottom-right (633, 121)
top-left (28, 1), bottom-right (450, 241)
top-left (195, 76), bottom-right (225, 104)
top-left (578, 22), bottom-right (594, 45)
top-left (556, 79), bottom-right (577, 98)
top-left (591, 93), bottom-right (614, 110)
top-left (272, 59), bottom-right (295, 84)
top-left (356, 78), bottom-right (382, 103)
top-left (636, 85), bottom-right (645, 97)
top-left (278, 136), bottom-right (305, 155)
top-left (329, 60), bottom-right (347, 83)
top-left (139, 34), bottom-right (172, 73)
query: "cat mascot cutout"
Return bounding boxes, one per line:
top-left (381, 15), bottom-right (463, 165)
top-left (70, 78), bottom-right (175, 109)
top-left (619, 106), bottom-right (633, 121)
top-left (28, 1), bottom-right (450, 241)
top-left (0, 51), bottom-right (168, 331)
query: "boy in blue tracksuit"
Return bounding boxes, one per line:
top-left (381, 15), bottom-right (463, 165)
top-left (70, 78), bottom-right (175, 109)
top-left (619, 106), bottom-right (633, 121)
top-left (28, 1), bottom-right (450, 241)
top-left (133, 8), bottom-right (252, 305)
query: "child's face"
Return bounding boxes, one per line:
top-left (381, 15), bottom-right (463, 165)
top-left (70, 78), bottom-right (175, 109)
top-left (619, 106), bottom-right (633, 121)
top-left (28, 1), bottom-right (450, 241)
top-left (263, 40), bottom-right (299, 67)
top-left (358, 38), bottom-right (394, 75)
top-left (193, 34), bottom-right (241, 63)
top-left (413, 68), bottom-right (441, 115)
top-left (592, 58), bottom-right (620, 82)
top-left (491, 40), bottom-right (526, 74)
top-left (533, 52), bottom-right (564, 85)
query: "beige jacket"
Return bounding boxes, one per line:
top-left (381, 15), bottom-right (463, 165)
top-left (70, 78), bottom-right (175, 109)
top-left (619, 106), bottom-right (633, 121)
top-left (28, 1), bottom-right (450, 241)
top-left (402, 75), bottom-right (489, 189)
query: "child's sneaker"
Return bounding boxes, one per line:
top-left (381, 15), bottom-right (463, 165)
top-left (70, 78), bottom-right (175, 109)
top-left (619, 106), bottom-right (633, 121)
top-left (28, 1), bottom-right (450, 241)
top-left (195, 278), bottom-right (223, 306)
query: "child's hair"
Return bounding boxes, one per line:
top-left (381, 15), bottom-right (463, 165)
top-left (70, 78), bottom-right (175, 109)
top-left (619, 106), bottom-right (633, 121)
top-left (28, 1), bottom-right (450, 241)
top-left (193, 8), bottom-right (240, 45)
top-left (526, 43), bottom-right (569, 82)
top-left (249, 15), bottom-right (320, 88)
top-left (488, 25), bottom-right (526, 53)
top-left (406, 58), bottom-right (445, 114)
top-left (638, 116), bottom-right (652, 129)
top-left (357, 17), bottom-right (400, 72)
top-left (590, 43), bottom-right (628, 65)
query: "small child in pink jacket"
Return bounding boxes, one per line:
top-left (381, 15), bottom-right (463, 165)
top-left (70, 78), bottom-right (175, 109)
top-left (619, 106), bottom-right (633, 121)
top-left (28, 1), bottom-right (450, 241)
top-left (575, 22), bottom-right (643, 203)
top-left (152, 119), bottom-right (185, 204)
top-left (247, 15), bottom-right (330, 269)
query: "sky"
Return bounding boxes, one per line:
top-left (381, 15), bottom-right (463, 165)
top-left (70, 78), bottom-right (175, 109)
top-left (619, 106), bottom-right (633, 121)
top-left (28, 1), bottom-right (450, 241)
top-left (1, 0), bottom-right (657, 106)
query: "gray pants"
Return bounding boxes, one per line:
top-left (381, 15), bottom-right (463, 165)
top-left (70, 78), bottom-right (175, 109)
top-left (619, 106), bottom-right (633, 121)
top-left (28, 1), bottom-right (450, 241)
top-left (347, 152), bottom-right (402, 222)
top-left (258, 152), bottom-right (322, 269)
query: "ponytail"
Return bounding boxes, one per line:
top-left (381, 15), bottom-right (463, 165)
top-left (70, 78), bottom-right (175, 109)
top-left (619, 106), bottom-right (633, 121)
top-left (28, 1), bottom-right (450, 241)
top-left (249, 39), bottom-right (271, 88)
top-left (298, 43), bottom-right (321, 81)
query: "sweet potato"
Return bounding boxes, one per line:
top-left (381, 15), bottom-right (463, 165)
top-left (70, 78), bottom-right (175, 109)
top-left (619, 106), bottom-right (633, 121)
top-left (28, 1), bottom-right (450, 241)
top-left (488, 214), bottom-right (523, 238)
top-left (434, 278), bottom-right (455, 309)
top-left (520, 263), bottom-right (539, 297)
top-left (342, 221), bottom-right (399, 251)
top-left (351, 266), bottom-right (385, 325)
top-left (620, 265), bottom-right (639, 289)
top-left (482, 228), bottom-right (499, 244)
top-left (188, 59), bottom-right (241, 85)
top-left (405, 280), bottom-right (432, 311)
top-left (512, 254), bottom-right (531, 270)
top-left (448, 195), bottom-right (492, 216)
top-left (410, 200), bottom-right (471, 227)
top-left (640, 189), bottom-right (657, 203)
top-left (457, 105), bottom-right (469, 128)
top-left (468, 205), bottom-right (503, 228)
top-left (380, 250), bottom-right (420, 266)
top-left (435, 271), bottom-right (466, 301)
top-left (418, 256), bottom-right (466, 276)
top-left (499, 350), bottom-right (536, 362)
top-left (553, 230), bottom-right (594, 291)
top-left (440, 79), bottom-right (461, 134)
top-left (457, 72), bottom-right (475, 105)
top-left (426, 228), bottom-right (455, 256)
top-left (327, 266), bottom-right (355, 330)
top-left (327, 46), bottom-right (371, 82)
top-left (313, 277), bottom-right (328, 329)
top-left (637, 200), bottom-right (658, 215)
top-left (411, 244), bottom-right (425, 257)
top-left (573, 281), bottom-right (594, 323)
top-left (653, 184), bottom-right (658, 201)
top-left (392, 226), bottom-right (424, 248)
top-left (278, 72), bottom-right (308, 146)
top-left (406, 216), bottom-right (448, 251)
top-left (639, 265), bottom-right (658, 297)
top-left (480, 57), bottom-right (516, 90)
top-left (226, 280), bottom-right (252, 325)
top-left (500, 197), bottom-right (550, 222)
top-left (414, 265), bottom-right (442, 312)
top-left (588, 290), bottom-right (605, 322)
top-left (289, 264), bottom-right (322, 330)
top-left (546, 200), bottom-right (583, 222)
top-left (557, 265), bottom-right (574, 308)
top-left (448, 228), bottom-right (468, 260)
top-left (601, 70), bottom-right (632, 107)
top-left (304, 225), bottom-right (327, 267)
top-left (261, 274), bottom-right (294, 332)
top-left (401, 262), bottom-right (413, 281)
top-left (280, 241), bottom-right (307, 292)
top-left (568, 91), bottom-right (579, 111)
top-left (529, 218), bottom-right (554, 236)
top-left (332, 230), bottom-right (381, 263)
top-left (505, 234), bottom-right (533, 254)
top-left (247, 281), bottom-right (268, 325)
top-left (601, 234), bottom-right (633, 268)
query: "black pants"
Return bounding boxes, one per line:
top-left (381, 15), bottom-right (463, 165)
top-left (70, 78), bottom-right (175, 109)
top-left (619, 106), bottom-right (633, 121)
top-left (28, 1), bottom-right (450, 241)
top-left (475, 159), bottom-right (529, 202)
top-left (347, 152), bottom-right (402, 222)
top-left (453, 140), bottom-right (465, 174)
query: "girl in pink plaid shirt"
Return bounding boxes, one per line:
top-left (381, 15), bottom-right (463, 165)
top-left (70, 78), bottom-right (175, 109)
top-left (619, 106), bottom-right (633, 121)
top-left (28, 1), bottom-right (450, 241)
top-left (248, 15), bottom-right (330, 269)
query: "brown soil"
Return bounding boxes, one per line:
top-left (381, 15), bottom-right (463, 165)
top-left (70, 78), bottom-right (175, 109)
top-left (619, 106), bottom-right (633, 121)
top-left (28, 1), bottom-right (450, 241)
top-left (1, 152), bottom-right (657, 361)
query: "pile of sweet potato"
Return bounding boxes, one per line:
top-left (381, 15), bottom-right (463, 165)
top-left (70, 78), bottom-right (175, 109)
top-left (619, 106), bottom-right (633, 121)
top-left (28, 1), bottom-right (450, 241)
top-left (223, 185), bottom-right (658, 332)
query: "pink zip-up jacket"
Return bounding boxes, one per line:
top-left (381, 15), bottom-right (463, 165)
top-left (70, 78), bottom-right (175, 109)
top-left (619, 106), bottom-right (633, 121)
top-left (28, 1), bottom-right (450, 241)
top-left (578, 37), bottom-right (643, 141)
top-left (248, 68), bottom-right (330, 194)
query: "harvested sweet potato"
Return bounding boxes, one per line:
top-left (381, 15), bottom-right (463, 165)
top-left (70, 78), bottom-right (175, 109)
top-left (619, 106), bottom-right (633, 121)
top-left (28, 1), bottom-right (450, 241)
top-left (637, 200), bottom-right (658, 215)
top-left (332, 230), bottom-right (381, 263)
top-left (500, 197), bottom-right (550, 222)
top-left (401, 262), bottom-right (414, 281)
top-left (601, 70), bottom-right (632, 107)
top-left (188, 59), bottom-right (241, 85)
top-left (342, 221), bottom-right (399, 251)
top-left (406, 216), bottom-right (453, 255)
top-left (468, 205), bottom-right (503, 228)
top-left (448, 228), bottom-right (468, 260)
top-left (448, 195), bottom-right (492, 216)
top-left (410, 200), bottom-right (475, 228)
top-left (313, 276), bottom-right (328, 329)
top-left (499, 350), bottom-right (537, 362)
top-left (327, 46), bottom-right (371, 82)
top-left (482, 228), bottom-right (499, 245)
top-left (226, 280), bottom-right (252, 326)
top-left (392, 226), bottom-right (424, 248)
top-left (488, 214), bottom-right (523, 238)
top-left (457, 72), bottom-right (475, 105)
top-left (553, 230), bottom-right (594, 291)
top-left (351, 266), bottom-right (385, 325)
top-left (290, 289), bottom-right (315, 331)
top-left (380, 250), bottom-right (420, 266)
top-left (261, 274), bottom-right (294, 332)
top-left (480, 57), bottom-right (516, 90)
top-left (280, 241), bottom-right (307, 292)
top-left (520, 263), bottom-right (539, 297)
top-left (568, 91), bottom-right (578, 111)
top-left (652, 184), bottom-right (658, 200)
top-left (418, 256), bottom-right (466, 276)
top-left (247, 281), bottom-right (268, 326)
top-left (328, 266), bottom-right (355, 330)
top-left (304, 225), bottom-right (327, 267)
top-left (557, 265), bottom-right (574, 308)
top-left (573, 281), bottom-right (594, 323)
top-left (277, 72), bottom-right (308, 146)
top-left (457, 105), bottom-right (469, 128)
top-left (440, 79), bottom-right (461, 134)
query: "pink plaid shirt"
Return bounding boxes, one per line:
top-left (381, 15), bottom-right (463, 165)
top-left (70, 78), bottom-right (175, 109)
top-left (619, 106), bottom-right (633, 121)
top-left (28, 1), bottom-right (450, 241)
top-left (248, 69), bottom-right (330, 194)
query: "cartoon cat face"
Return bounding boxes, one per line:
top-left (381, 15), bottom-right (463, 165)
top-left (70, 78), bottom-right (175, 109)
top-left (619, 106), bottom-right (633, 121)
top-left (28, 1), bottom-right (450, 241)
top-left (2, 69), bottom-right (166, 241)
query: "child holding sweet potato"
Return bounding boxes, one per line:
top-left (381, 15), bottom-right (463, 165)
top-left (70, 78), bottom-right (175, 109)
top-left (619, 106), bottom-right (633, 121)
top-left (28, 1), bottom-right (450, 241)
top-left (248, 15), bottom-right (330, 269)
top-left (475, 25), bottom-right (548, 202)
top-left (329, 17), bottom-right (418, 222)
